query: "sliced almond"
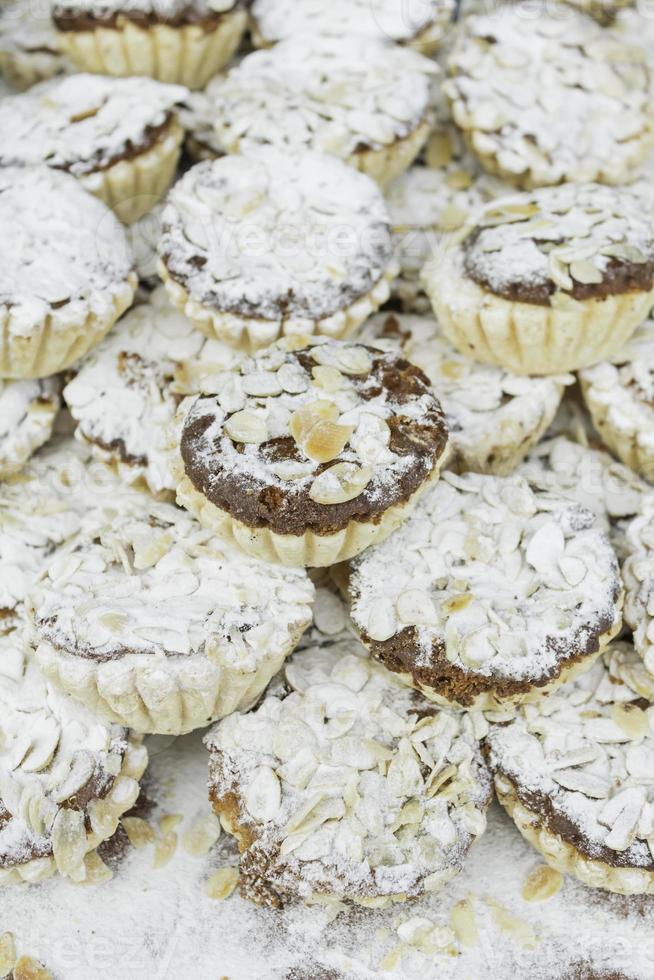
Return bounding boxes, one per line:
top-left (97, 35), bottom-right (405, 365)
top-left (205, 866), bottom-right (239, 900)
top-left (224, 410), bottom-right (268, 445)
top-left (121, 816), bottom-right (156, 848)
top-left (289, 400), bottom-right (338, 444)
top-left (183, 814), bottom-right (222, 857)
top-left (312, 365), bottom-right (343, 392)
top-left (13, 956), bottom-right (53, 980)
top-left (51, 808), bottom-right (87, 879)
top-left (522, 865), bottom-right (563, 902)
top-left (0, 932), bottom-right (16, 977)
top-left (303, 420), bottom-right (353, 464)
top-left (450, 897), bottom-right (478, 947)
top-left (309, 463), bottom-right (372, 505)
top-left (153, 832), bottom-right (178, 869)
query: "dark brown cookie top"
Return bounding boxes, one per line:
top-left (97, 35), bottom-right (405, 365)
top-left (459, 184), bottom-right (654, 306)
top-left (180, 339), bottom-right (448, 536)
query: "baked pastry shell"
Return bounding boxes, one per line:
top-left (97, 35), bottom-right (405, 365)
top-left (55, 9), bottom-right (247, 89)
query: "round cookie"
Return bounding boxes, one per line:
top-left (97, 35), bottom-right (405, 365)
top-left (423, 183), bottom-right (654, 375)
top-left (0, 73), bottom-right (186, 223)
top-left (360, 312), bottom-right (571, 475)
top-left (349, 471), bottom-right (623, 712)
top-left (0, 441), bottom-right (111, 629)
top-left (249, 0), bottom-right (455, 52)
top-left (176, 337), bottom-right (449, 567)
top-left (444, 4), bottom-right (651, 188)
top-left (52, 0), bottom-right (247, 89)
top-left (205, 627), bottom-right (491, 908)
top-left (196, 35), bottom-right (437, 187)
top-left (0, 378), bottom-right (60, 480)
top-left (518, 435), bottom-right (650, 562)
top-left (158, 151), bottom-right (397, 351)
top-left (0, 0), bottom-right (70, 90)
top-left (62, 286), bottom-right (233, 495)
top-left (579, 317), bottom-right (654, 484)
top-left (487, 641), bottom-right (654, 895)
top-left (0, 626), bottom-right (147, 885)
top-left (623, 497), bottom-right (654, 677)
top-left (27, 491), bottom-right (315, 735)
top-left (0, 167), bottom-right (136, 379)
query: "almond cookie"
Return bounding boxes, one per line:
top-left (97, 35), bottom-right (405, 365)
top-left (0, 625), bottom-right (147, 885)
top-left (579, 317), bottom-right (654, 484)
top-left (0, 73), bottom-right (186, 223)
top-left (176, 337), bottom-right (449, 567)
top-left (62, 286), bottom-right (220, 495)
top-left (623, 497), bottom-right (654, 677)
top-left (195, 35), bottom-right (437, 187)
top-left (0, 167), bottom-right (136, 378)
top-left (0, 0), bottom-right (70, 90)
top-left (52, 0), bottom-right (247, 89)
top-left (158, 151), bottom-right (397, 351)
top-left (488, 641), bottom-right (654, 895)
top-left (0, 378), bottom-right (60, 480)
top-left (0, 441), bottom-right (110, 630)
top-left (27, 492), bottom-right (314, 735)
top-left (360, 312), bottom-right (571, 475)
top-left (349, 471), bottom-right (623, 712)
top-left (205, 631), bottom-right (491, 908)
top-left (424, 183), bottom-right (654, 375)
top-left (444, 4), bottom-right (651, 188)
top-left (518, 435), bottom-right (649, 561)
top-left (249, 0), bottom-right (455, 53)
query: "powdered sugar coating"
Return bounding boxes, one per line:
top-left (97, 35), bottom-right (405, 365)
top-left (63, 286), bottom-right (211, 493)
top-left (0, 378), bottom-right (60, 479)
top-left (0, 626), bottom-right (134, 873)
top-left (0, 73), bottom-right (186, 176)
top-left (518, 436), bottom-right (650, 560)
top-left (180, 337), bottom-right (447, 529)
top-left (206, 627), bottom-right (491, 905)
top-left (350, 471), bottom-right (622, 689)
top-left (0, 167), bottom-right (134, 337)
top-left (360, 312), bottom-right (570, 475)
top-left (579, 317), bottom-right (654, 481)
top-left (250, 0), bottom-right (454, 45)
top-left (160, 152), bottom-right (394, 325)
top-left (0, 441), bottom-right (104, 625)
top-left (459, 183), bottom-right (654, 303)
top-left (0, 0), bottom-right (70, 85)
top-left (53, 0), bottom-right (240, 18)
top-left (623, 497), bottom-right (654, 677)
top-left (445, 4), bottom-right (651, 187)
top-left (201, 35), bottom-right (436, 157)
top-left (488, 641), bottom-right (654, 869)
top-left (28, 492), bottom-right (314, 668)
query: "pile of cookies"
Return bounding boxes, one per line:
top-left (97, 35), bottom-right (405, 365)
top-left (2, 0), bottom-right (654, 920)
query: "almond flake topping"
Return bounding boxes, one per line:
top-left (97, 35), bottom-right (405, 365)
top-left (206, 597), bottom-right (491, 903)
top-left (488, 643), bottom-right (654, 865)
top-left (445, 3), bottom-right (650, 186)
top-left (350, 471), bottom-right (621, 685)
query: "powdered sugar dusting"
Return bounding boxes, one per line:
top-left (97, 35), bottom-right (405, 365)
top-left (0, 73), bottom-right (185, 176)
top-left (461, 183), bottom-right (654, 301)
top-left (206, 597), bottom-right (491, 903)
top-left (350, 471), bottom-right (621, 684)
top-left (446, 3), bottom-right (651, 185)
top-left (0, 167), bottom-right (133, 335)
top-left (488, 642), bottom-right (654, 867)
top-left (202, 34), bottom-right (437, 156)
top-left (251, 0), bottom-right (455, 44)
top-left (0, 378), bottom-right (60, 479)
top-left (160, 151), bottom-right (394, 323)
